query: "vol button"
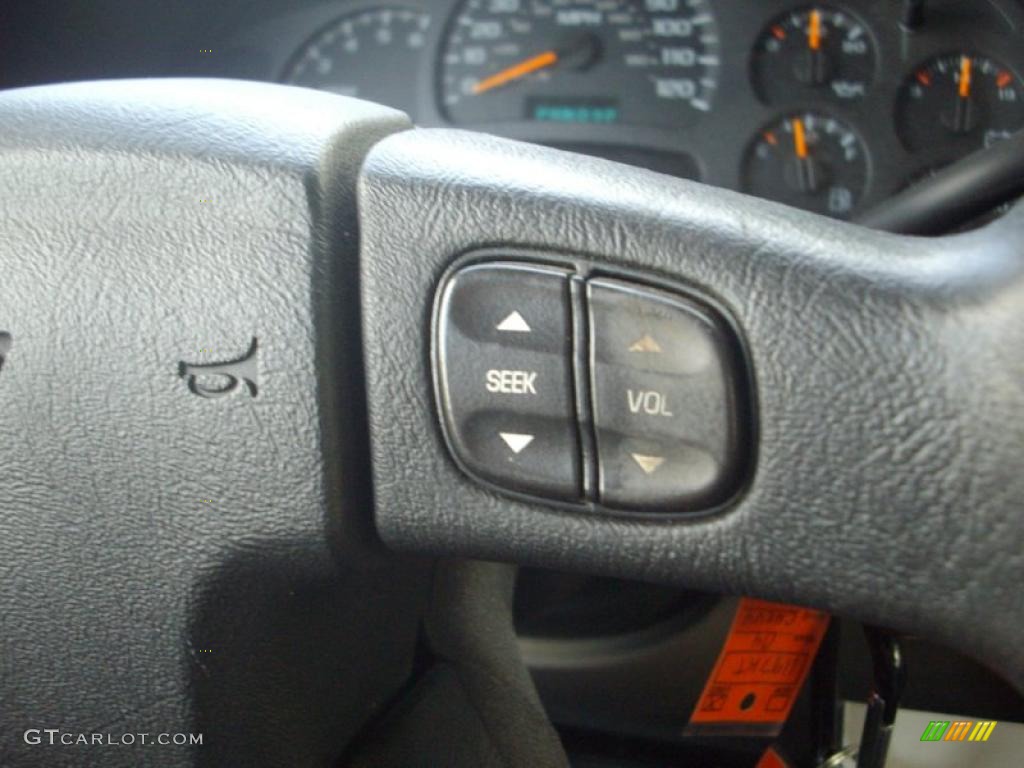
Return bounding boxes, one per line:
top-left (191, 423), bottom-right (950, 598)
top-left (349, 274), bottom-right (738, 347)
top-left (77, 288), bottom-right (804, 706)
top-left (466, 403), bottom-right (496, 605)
top-left (588, 278), bottom-right (747, 510)
top-left (631, 453), bottom-right (666, 475)
top-left (628, 333), bottom-right (663, 354)
top-left (626, 388), bottom-right (673, 418)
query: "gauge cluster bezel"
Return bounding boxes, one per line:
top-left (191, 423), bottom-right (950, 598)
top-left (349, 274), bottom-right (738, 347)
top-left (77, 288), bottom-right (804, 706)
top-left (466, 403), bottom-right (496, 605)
top-left (231, 0), bottom-right (1024, 219)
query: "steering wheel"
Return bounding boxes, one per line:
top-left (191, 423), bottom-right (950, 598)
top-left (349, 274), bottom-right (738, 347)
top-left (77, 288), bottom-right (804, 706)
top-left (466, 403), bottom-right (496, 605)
top-left (1, 79), bottom-right (1022, 766)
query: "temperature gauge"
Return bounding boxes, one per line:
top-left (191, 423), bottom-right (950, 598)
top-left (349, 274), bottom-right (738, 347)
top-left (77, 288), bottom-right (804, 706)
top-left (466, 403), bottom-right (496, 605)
top-left (743, 112), bottom-right (869, 218)
top-left (751, 6), bottom-right (876, 104)
top-left (897, 53), bottom-right (1024, 155)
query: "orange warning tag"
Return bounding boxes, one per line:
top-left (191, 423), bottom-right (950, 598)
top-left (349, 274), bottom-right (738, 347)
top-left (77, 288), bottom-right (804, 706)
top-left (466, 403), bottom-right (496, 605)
top-left (687, 598), bottom-right (830, 737)
top-left (755, 746), bottom-right (791, 768)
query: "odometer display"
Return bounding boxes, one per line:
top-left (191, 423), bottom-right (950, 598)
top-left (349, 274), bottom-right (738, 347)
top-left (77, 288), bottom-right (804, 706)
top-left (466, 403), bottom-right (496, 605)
top-left (528, 97), bottom-right (620, 123)
top-left (440, 0), bottom-right (719, 127)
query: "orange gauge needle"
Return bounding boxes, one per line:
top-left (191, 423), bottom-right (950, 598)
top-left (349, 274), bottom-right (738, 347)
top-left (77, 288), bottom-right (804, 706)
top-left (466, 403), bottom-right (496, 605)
top-left (959, 55), bottom-right (972, 98)
top-left (472, 50), bottom-right (559, 95)
top-left (808, 9), bottom-right (822, 51)
top-left (792, 118), bottom-right (809, 159)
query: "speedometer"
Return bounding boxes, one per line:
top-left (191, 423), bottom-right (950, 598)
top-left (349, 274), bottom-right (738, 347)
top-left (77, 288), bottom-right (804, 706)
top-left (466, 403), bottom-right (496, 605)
top-left (439, 0), bottom-right (719, 128)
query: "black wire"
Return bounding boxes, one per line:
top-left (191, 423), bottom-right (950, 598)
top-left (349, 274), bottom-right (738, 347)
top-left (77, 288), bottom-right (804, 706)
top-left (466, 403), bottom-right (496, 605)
top-left (855, 628), bottom-right (906, 768)
top-left (902, 0), bottom-right (926, 29)
top-left (855, 130), bottom-right (1024, 235)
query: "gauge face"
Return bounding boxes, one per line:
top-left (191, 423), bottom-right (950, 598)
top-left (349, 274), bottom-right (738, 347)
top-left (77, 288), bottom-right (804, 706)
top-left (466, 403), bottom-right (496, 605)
top-left (743, 112), bottom-right (869, 218)
top-left (897, 53), bottom-right (1024, 155)
top-left (439, 0), bottom-right (719, 127)
top-left (751, 6), bottom-right (875, 104)
top-left (284, 8), bottom-right (431, 115)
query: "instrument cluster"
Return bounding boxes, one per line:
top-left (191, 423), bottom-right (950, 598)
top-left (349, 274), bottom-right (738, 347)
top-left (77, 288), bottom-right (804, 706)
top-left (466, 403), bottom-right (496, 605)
top-left (248, 0), bottom-right (1024, 219)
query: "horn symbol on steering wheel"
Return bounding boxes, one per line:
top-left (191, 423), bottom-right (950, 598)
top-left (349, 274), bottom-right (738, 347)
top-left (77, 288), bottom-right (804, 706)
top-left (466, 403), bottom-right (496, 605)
top-left (179, 337), bottom-right (259, 398)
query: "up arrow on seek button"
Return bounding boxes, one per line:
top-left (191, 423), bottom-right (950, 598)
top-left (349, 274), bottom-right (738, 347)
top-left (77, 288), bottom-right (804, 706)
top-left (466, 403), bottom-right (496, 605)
top-left (500, 432), bottom-right (535, 454)
top-left (496, 311), bottom-right (531, 333)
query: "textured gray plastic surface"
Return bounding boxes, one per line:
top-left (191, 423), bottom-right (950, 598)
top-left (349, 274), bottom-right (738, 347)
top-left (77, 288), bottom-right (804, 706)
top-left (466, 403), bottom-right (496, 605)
top-left (360, 129), bottom-right (1024, 691)
top-left (0, 80), bottom-right (427, 766)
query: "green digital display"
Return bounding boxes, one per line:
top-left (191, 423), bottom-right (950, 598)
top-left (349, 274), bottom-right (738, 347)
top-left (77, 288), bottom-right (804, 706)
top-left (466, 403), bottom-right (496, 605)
top-left (528, 99), bottom-right (620, 125)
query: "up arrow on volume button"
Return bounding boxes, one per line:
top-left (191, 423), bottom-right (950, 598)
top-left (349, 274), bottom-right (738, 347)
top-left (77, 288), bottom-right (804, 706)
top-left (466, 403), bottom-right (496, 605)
top-left (496, 311), bottom-right (531, 333)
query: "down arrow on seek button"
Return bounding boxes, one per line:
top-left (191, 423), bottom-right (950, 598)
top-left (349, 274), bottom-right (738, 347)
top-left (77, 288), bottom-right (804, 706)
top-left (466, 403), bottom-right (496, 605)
top-left (500, 432), bottom-right (535, 454)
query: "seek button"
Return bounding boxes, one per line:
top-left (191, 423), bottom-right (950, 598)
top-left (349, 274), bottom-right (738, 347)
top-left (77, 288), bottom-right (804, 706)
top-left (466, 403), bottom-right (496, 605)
top-left (436, 262), bottom-right (581, 500)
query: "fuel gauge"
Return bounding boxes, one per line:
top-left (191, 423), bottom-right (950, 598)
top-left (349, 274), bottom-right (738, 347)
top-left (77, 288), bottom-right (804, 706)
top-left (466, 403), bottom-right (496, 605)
top-left (743, 111), bottom-right (869, 218)
top-left (751, 6), bottom-right (876, 104)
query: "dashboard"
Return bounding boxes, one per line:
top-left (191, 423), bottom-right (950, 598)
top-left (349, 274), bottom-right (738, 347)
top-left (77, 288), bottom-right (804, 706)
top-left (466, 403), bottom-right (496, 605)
top-left (2, 0), bottom-right (1024, 220)
top-left (256, 0), bottom-right (1024, 219)
top-left (2, 0), bottom-right (1023, 753)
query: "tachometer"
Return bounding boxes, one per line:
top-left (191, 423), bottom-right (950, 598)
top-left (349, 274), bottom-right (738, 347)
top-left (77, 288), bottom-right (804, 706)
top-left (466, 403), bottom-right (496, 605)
top-left (439, 0), bottom-right (719, 127)
top-left (283, 8), bottom-right (431, 116)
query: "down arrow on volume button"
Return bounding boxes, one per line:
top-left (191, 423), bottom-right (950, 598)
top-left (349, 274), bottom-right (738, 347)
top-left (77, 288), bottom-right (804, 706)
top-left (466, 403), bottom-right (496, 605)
top-left (435, 262), bottom-right (581, 500)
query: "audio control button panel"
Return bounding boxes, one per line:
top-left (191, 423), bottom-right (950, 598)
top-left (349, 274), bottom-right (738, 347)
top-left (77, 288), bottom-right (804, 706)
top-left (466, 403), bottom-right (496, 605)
top-left (433, 258), bottom-right (751, 515)
top-left (434, 262), bottom-right (582, 500)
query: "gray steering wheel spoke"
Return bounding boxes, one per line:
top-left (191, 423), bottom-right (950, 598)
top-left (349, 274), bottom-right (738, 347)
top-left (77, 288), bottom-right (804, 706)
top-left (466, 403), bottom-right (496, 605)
top-left (359, 128), bottom-right (1024, 691)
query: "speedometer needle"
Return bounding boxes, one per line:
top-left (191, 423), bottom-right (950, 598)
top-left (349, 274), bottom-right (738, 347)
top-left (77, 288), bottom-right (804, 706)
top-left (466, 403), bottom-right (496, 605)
top-left (472, 50), bottom-right (559, 95)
